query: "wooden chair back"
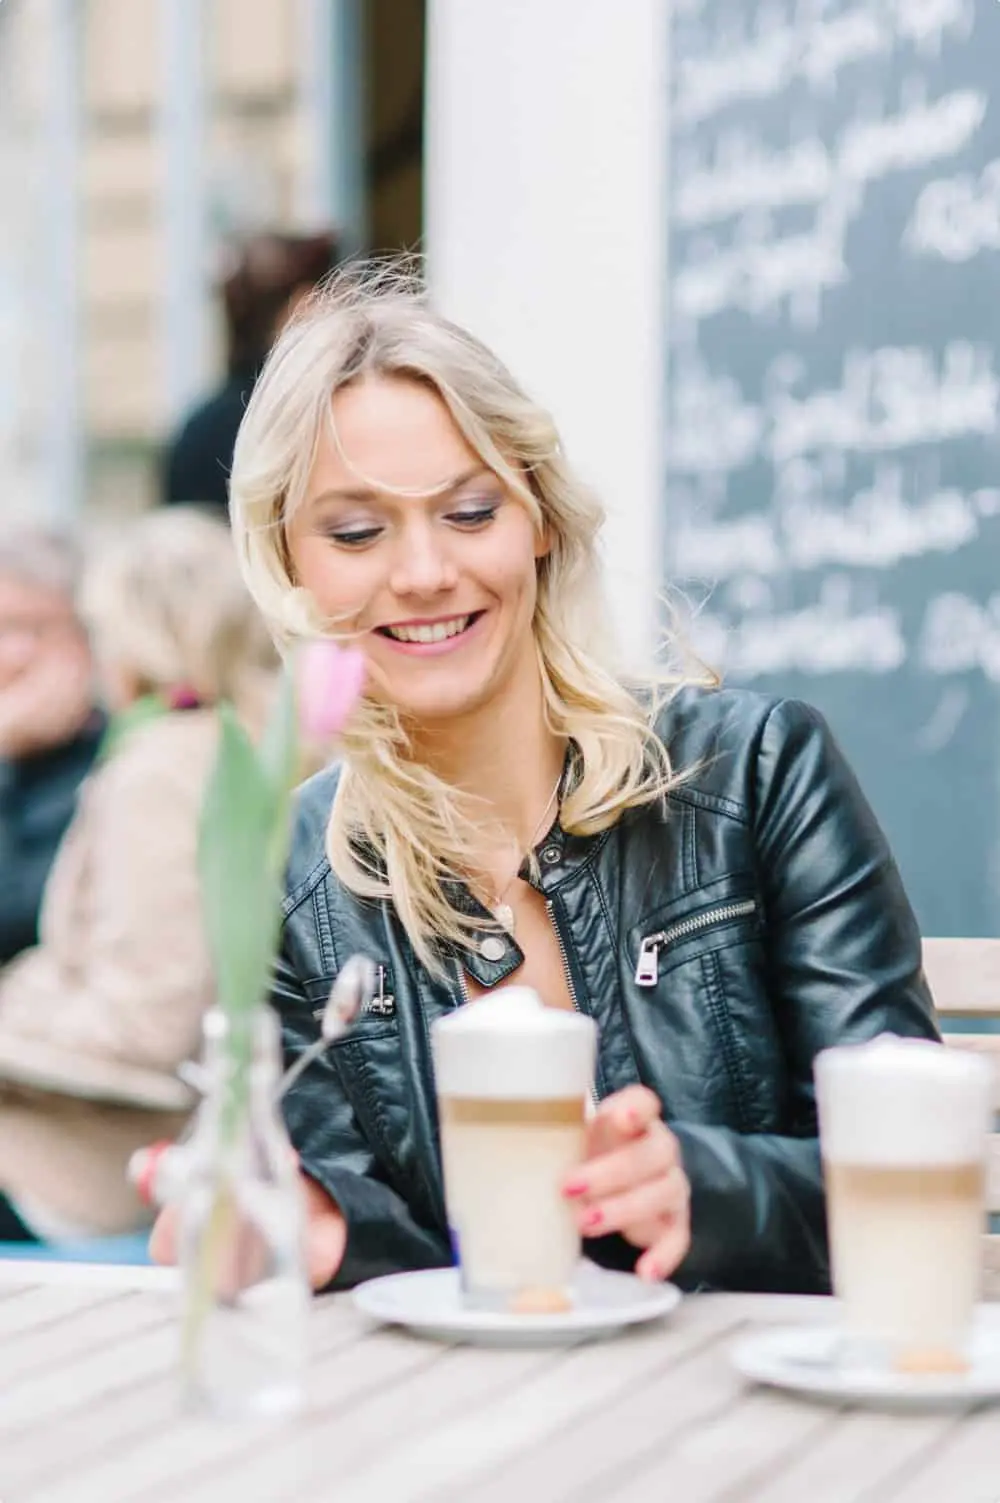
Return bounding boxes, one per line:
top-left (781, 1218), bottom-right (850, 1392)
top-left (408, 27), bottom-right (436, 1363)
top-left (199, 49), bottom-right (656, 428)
top-left (921, 937), bottom-right (1000, 1297)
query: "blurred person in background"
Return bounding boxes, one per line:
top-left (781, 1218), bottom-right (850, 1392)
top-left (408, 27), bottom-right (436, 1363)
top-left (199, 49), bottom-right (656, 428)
top-left (0, 527), bottom-right (104, 967)
top-left (0, 507), bottom-right (276, 1244)
top-left (162, 230), bottom-right (343, 517)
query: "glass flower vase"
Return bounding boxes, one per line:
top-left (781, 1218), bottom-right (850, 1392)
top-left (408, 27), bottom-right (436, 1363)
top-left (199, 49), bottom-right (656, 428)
top-left (177, 1006), bottom-right (309, 1419)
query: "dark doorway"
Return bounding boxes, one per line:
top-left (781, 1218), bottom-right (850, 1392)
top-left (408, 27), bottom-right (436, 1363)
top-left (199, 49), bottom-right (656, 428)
top-left (365, 0), bottom-right (425, 256)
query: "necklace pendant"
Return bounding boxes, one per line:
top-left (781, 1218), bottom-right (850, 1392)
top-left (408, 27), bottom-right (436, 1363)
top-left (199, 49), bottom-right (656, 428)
top-left (494, 902), bottom-right (516, 935)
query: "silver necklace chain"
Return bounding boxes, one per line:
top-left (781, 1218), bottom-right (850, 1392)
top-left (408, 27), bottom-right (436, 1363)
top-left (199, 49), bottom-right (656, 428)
top-left (485, 772), bottom-right (562, 935)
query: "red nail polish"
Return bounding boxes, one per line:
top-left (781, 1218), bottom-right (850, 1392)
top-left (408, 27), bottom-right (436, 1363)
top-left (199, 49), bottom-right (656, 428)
top-left (563, 1180), bottom-right (588, 1198)
top-left (583, 1208), bottom-right (603, 1231)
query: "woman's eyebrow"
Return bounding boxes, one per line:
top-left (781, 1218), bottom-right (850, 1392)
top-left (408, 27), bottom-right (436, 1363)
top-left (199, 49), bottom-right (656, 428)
top-left (309, 466), bottom-right (493, 508)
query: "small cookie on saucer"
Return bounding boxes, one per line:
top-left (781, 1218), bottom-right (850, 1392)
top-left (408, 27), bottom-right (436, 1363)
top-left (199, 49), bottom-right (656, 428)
top-left (509, 1287), bottom-right (572, 1315)
top-left (893, 1347), bottom-right (969, 1376)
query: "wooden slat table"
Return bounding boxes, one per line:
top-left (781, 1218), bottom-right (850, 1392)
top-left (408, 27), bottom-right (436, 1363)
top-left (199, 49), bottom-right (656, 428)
top-left (1, 1261), bottom-right (998, 1503)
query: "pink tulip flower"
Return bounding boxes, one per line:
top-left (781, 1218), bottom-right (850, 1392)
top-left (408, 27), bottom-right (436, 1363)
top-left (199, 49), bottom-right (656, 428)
top-left (297, 640), bottom-right (366, 741)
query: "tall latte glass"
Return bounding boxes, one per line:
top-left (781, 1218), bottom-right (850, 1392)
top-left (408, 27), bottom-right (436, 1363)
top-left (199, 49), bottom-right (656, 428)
top-left (432, 987), bottom-right (597, 1311)
top-left (815, 1035), bottom-right (994, 1369)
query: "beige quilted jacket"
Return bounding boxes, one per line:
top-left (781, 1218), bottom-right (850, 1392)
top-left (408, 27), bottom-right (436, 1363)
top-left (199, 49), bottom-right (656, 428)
top-left (0, 709), bottom-right (221, 1234)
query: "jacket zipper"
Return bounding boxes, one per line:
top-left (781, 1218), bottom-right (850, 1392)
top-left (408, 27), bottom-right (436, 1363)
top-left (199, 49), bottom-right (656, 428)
top-left (546, 899), bottom-right (581, 1014)
top-left (547, 899), bottom-right (599, 1110)
top-left (634, 897), bottom-right (758, 988)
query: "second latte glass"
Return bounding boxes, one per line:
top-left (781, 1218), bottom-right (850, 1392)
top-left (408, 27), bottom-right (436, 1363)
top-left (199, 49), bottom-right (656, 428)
top-left (815, 1034), bottom-right (994, 1372)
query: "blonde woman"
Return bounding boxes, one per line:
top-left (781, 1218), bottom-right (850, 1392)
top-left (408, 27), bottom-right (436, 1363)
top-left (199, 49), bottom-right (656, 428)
top-left (152, 271), bottom-right (938, 1294)
top-left (0, 507), bottom-right (275, 1243)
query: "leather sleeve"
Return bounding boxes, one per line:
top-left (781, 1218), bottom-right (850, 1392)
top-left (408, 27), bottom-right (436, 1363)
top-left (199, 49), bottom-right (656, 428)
top-left (272, 942), bottom-right (451, 1291)
top-left (673, 697), bottom-right (939, 1293)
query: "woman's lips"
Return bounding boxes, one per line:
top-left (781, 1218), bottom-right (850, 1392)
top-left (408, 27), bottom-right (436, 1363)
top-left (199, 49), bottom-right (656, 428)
top-left (374, 611), bottom-right (486, 657)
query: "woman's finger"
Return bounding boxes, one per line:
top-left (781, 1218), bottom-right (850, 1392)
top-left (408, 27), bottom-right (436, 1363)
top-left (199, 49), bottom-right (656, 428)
top-left (583, 1084), bottom-right (662, 1156)
top-left (148, 1204), bottom-right (178, 1266)
top-left (575, 1162), bottom-right (689, 1240)
top-left (635, 1214), bottom-right (692, 1283)
top-left (565, 1123), bottom-right (679, 1203)
top-left (302, 1171), bottom-right (349, 1289)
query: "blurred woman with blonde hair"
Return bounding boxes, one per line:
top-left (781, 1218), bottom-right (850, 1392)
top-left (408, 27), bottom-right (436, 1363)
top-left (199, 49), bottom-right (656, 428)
top-left (152, 268), bottom-right (938, 1296)
top-left (0, 506), bottom-right (275, 1244)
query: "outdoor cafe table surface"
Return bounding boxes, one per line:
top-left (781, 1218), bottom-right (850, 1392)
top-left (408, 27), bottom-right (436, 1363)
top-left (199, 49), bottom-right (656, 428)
top-left (0, 1261), bottom-right (997, 1503)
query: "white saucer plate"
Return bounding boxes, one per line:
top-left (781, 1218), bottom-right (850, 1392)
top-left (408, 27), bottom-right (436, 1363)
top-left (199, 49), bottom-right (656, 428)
top-left (732, 1317), bottom-right (1000, 1411)
top-left (353, 1264), bottom-right (681, 1347)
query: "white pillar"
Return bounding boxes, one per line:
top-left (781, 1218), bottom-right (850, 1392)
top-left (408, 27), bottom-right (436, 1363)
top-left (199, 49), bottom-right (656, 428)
top-left (425, 0), bottom-right (668, 670)
top-left (0, 2), bottom-right (31, 517)
top-left (296, 0), bottom-right (366, 249)
top-left (45, 0), bottom-right (83, 518)
top-left (159, 0), bottom-right (209, 425)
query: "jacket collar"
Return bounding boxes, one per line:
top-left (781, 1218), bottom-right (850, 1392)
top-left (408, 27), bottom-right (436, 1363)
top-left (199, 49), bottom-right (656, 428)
top-left (347, 741), bottom-right (606, 981)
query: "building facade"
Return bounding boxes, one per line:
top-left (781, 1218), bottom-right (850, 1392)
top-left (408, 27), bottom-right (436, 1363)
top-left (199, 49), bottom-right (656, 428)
top-left (1, 0), bottom-right (423, 523)
top-left (1, 0), bottom-right (657, 663)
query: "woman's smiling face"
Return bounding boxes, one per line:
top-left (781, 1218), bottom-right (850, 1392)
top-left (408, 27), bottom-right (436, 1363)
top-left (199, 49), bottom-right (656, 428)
top-left (286, 376), bottom-right (549, 726)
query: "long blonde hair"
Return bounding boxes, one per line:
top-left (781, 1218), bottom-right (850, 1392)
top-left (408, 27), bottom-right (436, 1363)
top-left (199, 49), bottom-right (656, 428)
top-left (230, 266), bottom-right (708, 970)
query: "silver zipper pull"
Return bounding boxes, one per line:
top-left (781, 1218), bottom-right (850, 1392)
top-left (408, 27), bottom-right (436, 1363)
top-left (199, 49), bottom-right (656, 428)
top-left (634, 935), bottom-right (663, 988)
top-left (366, 964), bottom-right (395, 1018)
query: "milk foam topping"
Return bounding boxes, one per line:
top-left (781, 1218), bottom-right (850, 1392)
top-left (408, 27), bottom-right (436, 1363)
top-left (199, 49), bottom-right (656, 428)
top-left (432, 986), bottom-right (597, 1100)
top-left (815, 1034), bottom-right (994, 1166)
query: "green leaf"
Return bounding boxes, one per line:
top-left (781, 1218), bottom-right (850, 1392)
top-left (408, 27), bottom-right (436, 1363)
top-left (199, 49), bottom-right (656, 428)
top-left (256, 667), bottom-right (299, 887)
top-left (257, 667), bottom-right (299, 803)
top-left (198, 704), bottom-right (284, 1027)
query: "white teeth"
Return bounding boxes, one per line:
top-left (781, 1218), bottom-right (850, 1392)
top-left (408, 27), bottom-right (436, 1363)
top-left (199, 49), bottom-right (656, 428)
top-left (385, 615), bottom-right (471, 644)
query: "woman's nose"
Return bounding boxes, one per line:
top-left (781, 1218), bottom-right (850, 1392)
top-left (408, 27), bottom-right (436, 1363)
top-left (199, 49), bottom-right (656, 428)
top-left (388, 527), bottom-right (458, 598)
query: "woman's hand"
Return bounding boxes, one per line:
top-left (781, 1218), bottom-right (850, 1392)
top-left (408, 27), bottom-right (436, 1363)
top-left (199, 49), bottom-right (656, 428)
top-left (149, 1169), bottom-right (348, 1292)
top-left (562, 1084), bottom-right (690, 1281)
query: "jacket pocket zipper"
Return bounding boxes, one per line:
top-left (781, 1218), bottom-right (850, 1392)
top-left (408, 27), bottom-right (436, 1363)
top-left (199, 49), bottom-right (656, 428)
top-left (311, 964), bottom-right (395, 1023)
top-left (634, 897), bottom-right (758, 988)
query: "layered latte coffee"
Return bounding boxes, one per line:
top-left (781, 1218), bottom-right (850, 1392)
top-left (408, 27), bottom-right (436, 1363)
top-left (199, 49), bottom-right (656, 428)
top-left (815, 1035), bottom-right (994, 1368)
top-left (432, 987), bottom-right (597, 1309)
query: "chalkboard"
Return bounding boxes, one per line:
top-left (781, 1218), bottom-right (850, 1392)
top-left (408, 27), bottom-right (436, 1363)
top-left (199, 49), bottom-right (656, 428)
top-left (665, 0), bottom-right (1000, 938)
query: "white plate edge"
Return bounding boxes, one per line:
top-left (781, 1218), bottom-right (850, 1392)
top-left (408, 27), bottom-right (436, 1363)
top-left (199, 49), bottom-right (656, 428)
top-left (731, 1324), bottom-right (1000, 1404)
top-left (353, 1268), bottom-right (681, 1334)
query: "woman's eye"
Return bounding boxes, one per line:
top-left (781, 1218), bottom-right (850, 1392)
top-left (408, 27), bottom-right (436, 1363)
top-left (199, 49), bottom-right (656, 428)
top-left (328, 526), bottom-right (382, 548)
top-left (447, 503), bottom-right (499, 528)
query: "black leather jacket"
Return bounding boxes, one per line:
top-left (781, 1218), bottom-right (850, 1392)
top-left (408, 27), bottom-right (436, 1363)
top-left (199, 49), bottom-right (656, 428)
top-left (276, 686), bottom-right (938, 1293)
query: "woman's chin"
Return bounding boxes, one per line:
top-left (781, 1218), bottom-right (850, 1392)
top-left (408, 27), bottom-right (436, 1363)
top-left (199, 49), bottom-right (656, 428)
top-left (382, 670), bottom-right (499, 727)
